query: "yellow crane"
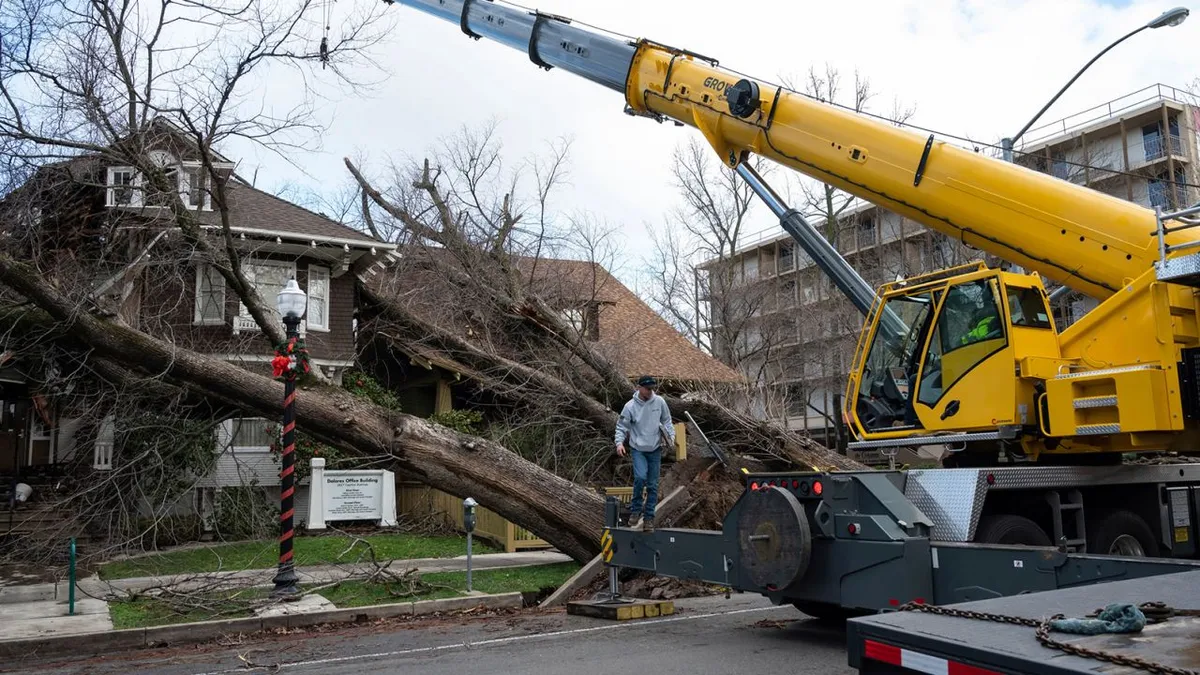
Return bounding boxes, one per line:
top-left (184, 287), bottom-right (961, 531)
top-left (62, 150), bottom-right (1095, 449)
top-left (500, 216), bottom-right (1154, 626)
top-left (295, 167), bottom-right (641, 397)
top-left (386, 0), bottom-right (1200, 467)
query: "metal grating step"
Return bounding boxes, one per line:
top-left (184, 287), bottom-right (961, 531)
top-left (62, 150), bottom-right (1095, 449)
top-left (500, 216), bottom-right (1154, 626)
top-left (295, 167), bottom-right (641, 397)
top-left (1074, 395), bottom-right (1117, 409)
top-left (1076, 423), bottom-right (1121, 436)
top-left (1156, 253), bottom-right (1200, 288)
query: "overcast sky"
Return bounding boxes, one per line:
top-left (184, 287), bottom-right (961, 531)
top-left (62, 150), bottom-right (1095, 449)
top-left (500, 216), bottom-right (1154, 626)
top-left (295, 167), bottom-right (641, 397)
top-left (230, 0), bottom-right (1199, 290)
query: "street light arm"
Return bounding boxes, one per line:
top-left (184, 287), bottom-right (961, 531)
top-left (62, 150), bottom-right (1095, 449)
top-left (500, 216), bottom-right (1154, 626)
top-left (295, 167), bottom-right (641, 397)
top-left (1010, 24), bottom-right (1147, 146)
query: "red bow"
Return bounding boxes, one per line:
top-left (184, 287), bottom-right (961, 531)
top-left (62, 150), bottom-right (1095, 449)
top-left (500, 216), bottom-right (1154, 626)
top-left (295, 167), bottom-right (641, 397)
top-left (271, 354), bottom-right (292, 378)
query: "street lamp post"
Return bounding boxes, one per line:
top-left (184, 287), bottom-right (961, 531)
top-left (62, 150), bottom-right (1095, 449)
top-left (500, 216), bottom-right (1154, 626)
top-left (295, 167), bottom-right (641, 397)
top-left (272, 278), bottom-right (307, 599)
top-left (1001, 7), bottom-right (1189, 162)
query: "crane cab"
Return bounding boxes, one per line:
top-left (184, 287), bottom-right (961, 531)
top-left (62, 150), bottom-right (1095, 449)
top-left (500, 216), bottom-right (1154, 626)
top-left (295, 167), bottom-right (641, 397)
top-left (844, 264), bottom-right (1061, 458)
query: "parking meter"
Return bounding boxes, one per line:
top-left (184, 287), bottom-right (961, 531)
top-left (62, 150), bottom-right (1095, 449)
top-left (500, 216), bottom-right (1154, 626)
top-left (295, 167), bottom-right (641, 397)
top-left (463, 497), bottom-right (478, 533)
top-left (463, 497), bottom-right (478, 591)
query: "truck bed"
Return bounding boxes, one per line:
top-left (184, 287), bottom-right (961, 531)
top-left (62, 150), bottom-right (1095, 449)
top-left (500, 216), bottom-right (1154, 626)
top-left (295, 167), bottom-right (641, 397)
top-left (846, 569), bottom-right (1200, 674)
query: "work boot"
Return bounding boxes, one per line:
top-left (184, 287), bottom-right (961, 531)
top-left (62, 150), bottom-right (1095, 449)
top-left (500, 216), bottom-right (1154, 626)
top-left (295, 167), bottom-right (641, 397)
top-left (643, 517), bottom-right (654, 532)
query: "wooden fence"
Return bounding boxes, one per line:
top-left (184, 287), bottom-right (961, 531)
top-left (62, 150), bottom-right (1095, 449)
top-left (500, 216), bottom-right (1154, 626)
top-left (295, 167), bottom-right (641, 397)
top-left (397, 482), bottom-right (551, 553)
top-left (396, 420), bottom-right (686, 551)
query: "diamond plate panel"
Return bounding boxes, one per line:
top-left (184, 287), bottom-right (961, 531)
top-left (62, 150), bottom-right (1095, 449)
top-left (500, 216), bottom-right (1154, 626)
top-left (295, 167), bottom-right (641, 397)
top-left (1156, 255), bottom-right (1200, 286)
top-left (1076, 423), bottom-right (1121, 435)
top-left (982, 464), bottom-right (1200, 489)
top-left (1055, 364), bottom-right (1155, 380)
top-left (903, 469), bottom-right (989, 542)
top-left (1074, 396), bottom-right (1117, 409)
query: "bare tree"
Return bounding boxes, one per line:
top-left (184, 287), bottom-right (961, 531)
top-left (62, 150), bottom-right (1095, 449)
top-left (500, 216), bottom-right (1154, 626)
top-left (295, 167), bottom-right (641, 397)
top-left (345, 124), bottom-right (863, 473)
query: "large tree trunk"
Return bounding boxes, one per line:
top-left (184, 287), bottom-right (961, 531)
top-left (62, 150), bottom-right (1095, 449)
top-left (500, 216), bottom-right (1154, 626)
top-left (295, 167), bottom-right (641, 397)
top-left (0, 254), bottom-right (607, 562)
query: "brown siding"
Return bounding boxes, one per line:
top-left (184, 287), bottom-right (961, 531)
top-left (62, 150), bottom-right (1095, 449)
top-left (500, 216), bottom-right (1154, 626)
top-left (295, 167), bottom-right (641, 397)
top-left (139, 252), bottom-right (357, 364)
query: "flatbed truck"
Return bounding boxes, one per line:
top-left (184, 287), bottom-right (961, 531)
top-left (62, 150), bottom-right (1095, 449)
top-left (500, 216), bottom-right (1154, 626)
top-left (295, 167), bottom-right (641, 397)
top-left (847, 569), bottom-right (1200, 674)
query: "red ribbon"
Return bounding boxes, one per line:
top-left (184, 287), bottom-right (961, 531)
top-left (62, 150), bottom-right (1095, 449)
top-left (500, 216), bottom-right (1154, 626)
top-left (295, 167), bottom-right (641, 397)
top-left (271, 354), bottom-right (291, 378)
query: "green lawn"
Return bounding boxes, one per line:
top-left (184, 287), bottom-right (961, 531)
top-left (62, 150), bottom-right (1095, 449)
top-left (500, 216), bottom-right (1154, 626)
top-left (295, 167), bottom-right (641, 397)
top-left (99, 533), bottom-right (500, 580)
top-left (108, 562), bottom-right (581, 630)
top-left (109, 587), bottom-right (267, 629)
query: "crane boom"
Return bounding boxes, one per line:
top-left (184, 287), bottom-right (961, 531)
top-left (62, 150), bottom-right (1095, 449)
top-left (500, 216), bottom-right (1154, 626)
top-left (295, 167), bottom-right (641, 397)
top-left (392, 0), bottom-right (1193, 301)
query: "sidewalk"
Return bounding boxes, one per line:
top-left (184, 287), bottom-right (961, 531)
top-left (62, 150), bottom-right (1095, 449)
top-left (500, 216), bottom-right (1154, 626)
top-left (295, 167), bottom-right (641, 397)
top-left (0, 549), bottom-right (571, 645)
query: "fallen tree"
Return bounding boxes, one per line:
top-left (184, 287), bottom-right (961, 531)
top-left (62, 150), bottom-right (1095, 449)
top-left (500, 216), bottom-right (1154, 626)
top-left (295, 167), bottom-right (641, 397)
top-left (0, 253), bottom-right (609, 562)
top-left (344, 143), bottom-right (865, 474)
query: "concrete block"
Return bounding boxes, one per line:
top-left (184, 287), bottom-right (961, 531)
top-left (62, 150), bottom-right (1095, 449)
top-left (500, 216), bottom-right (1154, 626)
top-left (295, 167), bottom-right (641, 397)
top-left (254, 594), bottom-right (336, 618)
top-left (566, 599), bottom-right (675, 621)
top-left (412, 592), bottom-right (521, 616)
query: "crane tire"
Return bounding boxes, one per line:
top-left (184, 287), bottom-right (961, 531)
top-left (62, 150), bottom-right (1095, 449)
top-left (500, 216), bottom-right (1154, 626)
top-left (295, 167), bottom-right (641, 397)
top-left (1086, 509), bottom-right (1159, 558)
top-left (974, 514), bottom-right (1051, 547)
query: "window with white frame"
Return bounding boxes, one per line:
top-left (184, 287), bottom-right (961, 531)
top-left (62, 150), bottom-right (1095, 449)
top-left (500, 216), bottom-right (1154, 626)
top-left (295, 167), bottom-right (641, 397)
top-left (145, 150), bottom-right (191, 208)
top-left (238, 259), bottom-right (297, 321)
top-left (106, 152), bottom-right (212, 210)
top-left (106, 167), bottom-right (139, 207)
top-left (307, 265), bottom-right (330, 331)
top-left (187, 168), bottom-right (213, 211)
top-left (194, 264), bottom-right (226, 325)
top-left (224, 418), bottom-right (275, 452)
top-left (228, 415), bottom-right (273, 446)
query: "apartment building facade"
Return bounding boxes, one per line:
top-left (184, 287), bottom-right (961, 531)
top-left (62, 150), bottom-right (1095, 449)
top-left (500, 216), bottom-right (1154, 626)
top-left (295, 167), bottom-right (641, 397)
top-left (698, 83), bottom-right (1200, 442)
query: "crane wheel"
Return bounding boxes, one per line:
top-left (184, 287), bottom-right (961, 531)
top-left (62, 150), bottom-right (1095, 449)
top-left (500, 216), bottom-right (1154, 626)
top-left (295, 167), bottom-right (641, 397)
top-left (974, 514), bottom-right (1051, 546)
top-left (1086, 509), bottom-right (1159, 558)
top-left (736, 486), bottom-right (811, 590)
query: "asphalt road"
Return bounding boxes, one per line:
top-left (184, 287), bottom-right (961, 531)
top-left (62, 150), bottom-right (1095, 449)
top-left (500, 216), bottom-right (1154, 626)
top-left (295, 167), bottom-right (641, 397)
top-left (10, 595), bottom-right (855, 675)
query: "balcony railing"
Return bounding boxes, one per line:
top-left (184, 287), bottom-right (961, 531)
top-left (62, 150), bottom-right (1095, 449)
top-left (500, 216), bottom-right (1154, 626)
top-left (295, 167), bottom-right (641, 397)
top-left (1149, 181), bottom-right (1190, 210)
top-left (1142, 134), bottom-right (1184, 163)
top-left (1021, 83), bottom-right (1199, 148)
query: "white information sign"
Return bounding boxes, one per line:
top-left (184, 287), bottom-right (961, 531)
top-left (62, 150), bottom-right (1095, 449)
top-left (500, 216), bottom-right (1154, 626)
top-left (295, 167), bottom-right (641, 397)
top-left (307, 458), bottom-right (397, 529)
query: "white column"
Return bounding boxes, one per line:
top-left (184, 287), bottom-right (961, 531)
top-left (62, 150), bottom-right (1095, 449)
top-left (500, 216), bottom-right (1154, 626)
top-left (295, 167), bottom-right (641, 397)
top-left (379, 469), bottom-right (397, 527)
top-left (308, 457), bottom-right (326, 530)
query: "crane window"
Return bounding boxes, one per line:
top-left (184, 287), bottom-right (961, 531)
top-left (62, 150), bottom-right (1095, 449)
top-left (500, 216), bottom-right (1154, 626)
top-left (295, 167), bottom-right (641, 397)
top-left (855, 291), bottom-right (936, 430)
top-left (917, 278), bottom-right (1007, 407)
top-left (1007, 286), bottom-right (1052, 329)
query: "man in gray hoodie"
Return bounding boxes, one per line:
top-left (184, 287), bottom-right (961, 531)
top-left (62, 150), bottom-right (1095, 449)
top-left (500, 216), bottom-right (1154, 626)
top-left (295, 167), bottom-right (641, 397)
top-left (615, 375), bottom-right (675, 532)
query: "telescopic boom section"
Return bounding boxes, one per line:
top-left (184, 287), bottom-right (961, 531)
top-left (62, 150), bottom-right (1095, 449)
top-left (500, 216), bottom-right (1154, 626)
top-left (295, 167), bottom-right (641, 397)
top-left (394, 0), bottom-right (1188, 300)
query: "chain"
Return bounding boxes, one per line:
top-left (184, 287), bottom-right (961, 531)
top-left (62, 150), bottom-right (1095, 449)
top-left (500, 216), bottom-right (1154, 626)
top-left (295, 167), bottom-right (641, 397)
top-left (896, 601), bottom-right (1200, 675)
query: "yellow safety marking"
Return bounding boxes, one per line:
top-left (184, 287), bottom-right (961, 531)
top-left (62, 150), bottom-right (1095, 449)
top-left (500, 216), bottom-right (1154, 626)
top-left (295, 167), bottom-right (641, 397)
top-left (601, 529), bottom-right (612, 547)
top-left (604, 548), bottom-right (614, 563)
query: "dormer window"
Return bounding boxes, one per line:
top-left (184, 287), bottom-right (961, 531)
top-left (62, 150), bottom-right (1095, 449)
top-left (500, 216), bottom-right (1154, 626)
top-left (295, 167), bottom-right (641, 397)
top-left (106, 150), bottom-right (212, 210)
top-left (146, 150), bottom-right (190, 208)
top-left (106, 167), bottom-right (139, 206)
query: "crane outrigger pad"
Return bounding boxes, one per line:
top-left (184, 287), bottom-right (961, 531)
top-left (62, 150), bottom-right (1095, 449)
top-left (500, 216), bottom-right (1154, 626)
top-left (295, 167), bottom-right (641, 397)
top-left (566, 598), bottom-right (675, 621)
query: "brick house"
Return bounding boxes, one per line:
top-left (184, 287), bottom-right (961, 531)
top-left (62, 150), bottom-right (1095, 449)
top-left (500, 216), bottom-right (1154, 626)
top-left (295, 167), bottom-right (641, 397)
top-left (0, 125), bottom-right (393, 537)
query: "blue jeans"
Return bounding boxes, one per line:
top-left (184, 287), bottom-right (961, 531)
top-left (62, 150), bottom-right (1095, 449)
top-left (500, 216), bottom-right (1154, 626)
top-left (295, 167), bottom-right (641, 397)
top-left (629, 447), bottom-right (662, 519)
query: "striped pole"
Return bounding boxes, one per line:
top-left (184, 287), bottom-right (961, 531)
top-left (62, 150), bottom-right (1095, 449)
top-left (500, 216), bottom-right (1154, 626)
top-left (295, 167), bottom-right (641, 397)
top-left (272, 319), bottom-right (302, 598)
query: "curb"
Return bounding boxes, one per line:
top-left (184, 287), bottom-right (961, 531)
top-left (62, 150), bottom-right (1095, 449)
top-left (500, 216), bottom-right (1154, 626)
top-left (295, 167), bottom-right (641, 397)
top-left (0, 592), bottom-right (523, 661)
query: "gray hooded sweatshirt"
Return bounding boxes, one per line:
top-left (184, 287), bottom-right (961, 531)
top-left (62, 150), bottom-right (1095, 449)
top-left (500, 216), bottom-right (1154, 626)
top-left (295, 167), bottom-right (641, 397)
top-left (615, 390), bottom-right (675, 453)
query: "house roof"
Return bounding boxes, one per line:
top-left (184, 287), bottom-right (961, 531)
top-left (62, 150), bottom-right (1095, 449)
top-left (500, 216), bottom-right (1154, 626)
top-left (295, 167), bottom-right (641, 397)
top-left (521, 257), bottom-right (743, 385)
top-left (192, 181), bottom-right (385, 248)
top-left (364, 249), bottom-right (743, 386)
